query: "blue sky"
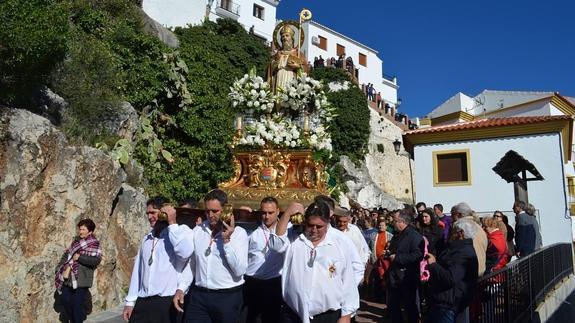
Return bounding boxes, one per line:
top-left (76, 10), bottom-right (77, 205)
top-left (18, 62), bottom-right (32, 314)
top-left (276, 0), bottom-right (575, 117)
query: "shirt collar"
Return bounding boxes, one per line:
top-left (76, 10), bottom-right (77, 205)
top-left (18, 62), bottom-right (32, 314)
top-left (298, 229), bottom-right (335, 248)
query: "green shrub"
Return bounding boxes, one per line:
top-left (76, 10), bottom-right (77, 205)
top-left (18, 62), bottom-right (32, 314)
top-left (0, 0), bottom-right (70, 106)
top-left (310, 68), bottom-right (370, 164)
top-left (135, 19), bottom-right (271, 201)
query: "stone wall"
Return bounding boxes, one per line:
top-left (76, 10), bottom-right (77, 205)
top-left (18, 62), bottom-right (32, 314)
top-left (0, 109), bottom-right (149, 322)
top-left (365, 108), bottom-right (415, 203)
top-left (340, 107), bottom-right (415, 209)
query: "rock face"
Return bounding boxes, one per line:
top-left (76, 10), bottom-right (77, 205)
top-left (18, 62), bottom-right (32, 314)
top-left (0, 108), bottom-right (149, 322)
top-left (340, 108), bottom-right (415, 209)
top-left (140, 8), bottom-right (180, 48)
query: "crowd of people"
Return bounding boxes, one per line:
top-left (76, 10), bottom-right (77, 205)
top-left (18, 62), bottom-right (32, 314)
top-left (54, 190), bottom-right (544, 323)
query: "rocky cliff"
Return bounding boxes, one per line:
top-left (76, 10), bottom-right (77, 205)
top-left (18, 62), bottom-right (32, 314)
top-left (339, 108), bottom-right (414, 209)
top-left (0, 108), bottom-right (149, 322)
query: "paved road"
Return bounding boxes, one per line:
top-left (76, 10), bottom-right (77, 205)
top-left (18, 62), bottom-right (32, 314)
top-left (86, 297), bottom-right (390, 323)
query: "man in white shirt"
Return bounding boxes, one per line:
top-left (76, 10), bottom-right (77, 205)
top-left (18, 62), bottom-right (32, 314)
top-left (122, 197), bottom-right (187, 323)
top-left (278, 201), bottom-right (359, 323)
top-left (168, 189), bottom-right (249, 323)
top-left (314, 195), bottom-right (366, 286)
top-left (335, 212), bottom-right (370, 266)
top-left (243, 196), bottom-right (285, 323)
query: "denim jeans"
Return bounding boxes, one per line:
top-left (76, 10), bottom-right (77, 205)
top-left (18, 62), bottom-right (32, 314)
top-left (425, 307), bottom-right (456, 323)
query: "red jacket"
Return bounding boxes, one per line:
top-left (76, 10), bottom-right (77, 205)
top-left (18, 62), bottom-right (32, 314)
top-left (486, 229), bottom-right (508, 272)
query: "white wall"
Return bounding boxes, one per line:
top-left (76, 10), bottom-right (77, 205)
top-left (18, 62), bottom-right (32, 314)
top-left (235, 0), bottom-right (277, 42)
top-left (413, 133), bottom-right (572, 245)
top-left (143, 0), bottom-right (205, 28)
top-left (301, 21), bottom-right (398, 105)
top-left (142, 0), bottom-right (277, 42)
top-left (380, 79), bottom-right (398, 106)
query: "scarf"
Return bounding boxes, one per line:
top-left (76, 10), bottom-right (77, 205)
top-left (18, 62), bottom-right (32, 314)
top-left (55, 234), bottom-right (102, 292)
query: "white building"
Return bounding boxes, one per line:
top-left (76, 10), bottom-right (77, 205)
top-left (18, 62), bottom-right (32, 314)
top-left (422, 90), bottom-right (575, 126)
top-left (300, 20), bottom-right (399, 108)
top-left (142, 0), bottom-right (279, 43)
top-left (403, 115), bottom-right (574, 245)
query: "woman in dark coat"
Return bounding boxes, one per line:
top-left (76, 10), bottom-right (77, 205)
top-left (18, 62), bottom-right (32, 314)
top-left (416, 208), bottom-right (445, 255)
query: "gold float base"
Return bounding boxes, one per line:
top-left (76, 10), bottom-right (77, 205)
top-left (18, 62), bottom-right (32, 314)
top-left (219, 147), bottom-right (327, 209)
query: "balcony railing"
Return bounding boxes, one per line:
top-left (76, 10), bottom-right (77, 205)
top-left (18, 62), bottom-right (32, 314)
top-left (470, 243), bottom-right (573, 323)
top-left (216, 0), bottom-right (240, 16)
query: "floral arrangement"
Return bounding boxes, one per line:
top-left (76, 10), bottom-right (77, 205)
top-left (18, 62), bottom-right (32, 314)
top-left (239, 117), bottom-right (301, 148)
top-left (230, 69), bottom-right (334, 152)
top-left (229, 68), bottom-right (276, 113)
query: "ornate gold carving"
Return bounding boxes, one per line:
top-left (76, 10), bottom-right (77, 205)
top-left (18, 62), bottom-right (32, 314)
top-left (246, 148), bottom-right (290, 189)
top-left (219, 147), bottom-right (327, 207)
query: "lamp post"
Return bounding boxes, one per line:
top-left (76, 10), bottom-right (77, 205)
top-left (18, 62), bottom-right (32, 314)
top-left (393, 138), bottom-right (415, 204)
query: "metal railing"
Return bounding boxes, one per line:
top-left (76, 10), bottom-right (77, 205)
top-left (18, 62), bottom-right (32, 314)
top-left (470, 243), bottom-right (573, 323)
top-left (216, 0), bottom-right (240, 15)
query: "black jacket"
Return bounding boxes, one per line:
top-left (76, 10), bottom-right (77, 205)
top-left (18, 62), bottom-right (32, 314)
top-left (428, 238), bottom-right (478, 312)
top-left (386, 225), bottom-right (424, 288)
top-left (418, 224), bottom-right (445, 255)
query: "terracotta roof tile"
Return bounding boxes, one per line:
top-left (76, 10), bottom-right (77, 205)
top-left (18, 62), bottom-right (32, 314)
top-left (405, 115), bottom-right (573, 135)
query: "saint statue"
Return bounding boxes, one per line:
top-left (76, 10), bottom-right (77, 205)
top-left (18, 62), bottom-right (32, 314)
top-left (270, 24), bottom-right (304, 93)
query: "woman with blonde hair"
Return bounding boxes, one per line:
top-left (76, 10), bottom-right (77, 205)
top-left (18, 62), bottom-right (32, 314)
top-left (483, 217), bottom-right (508, 272)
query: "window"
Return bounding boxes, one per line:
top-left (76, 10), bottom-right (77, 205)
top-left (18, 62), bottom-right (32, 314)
top-left (253, 4), bottom-right (264, 19)
top-left (318, 35), bottom-right (327, 50)
top-left (359, 53), bottom-right (367, 67)
top-left (433, 149), bottom-right (471, 186)
top-left (336, 44), bottom-right (345, 57)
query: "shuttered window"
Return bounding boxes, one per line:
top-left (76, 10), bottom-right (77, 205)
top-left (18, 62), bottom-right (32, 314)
top-left (359, 53), bottom-right (367, 66)
top-left (336, 44), bottom-right (345, 56)
top-left (318, 35), bottom-right (327, 50)
top-left (433, 150), bottom-right (471, 186)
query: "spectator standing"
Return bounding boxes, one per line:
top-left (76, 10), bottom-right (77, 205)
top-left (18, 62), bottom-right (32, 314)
top-left (336, 211), bottom-right (371, 270)
top-left (56, 219), bottom-right (102, 323)
top-left (368, 218), bottom-right (393, 303)
top-left (482, 218), bottom-right (508, 273)
top-left (424, 220), bottom-right (479, 323)
top-left (514, 201), bottom-right (542, 257)
top-left (451, 202), bottom-right (488, 276)
top-left (494, 211), bottom-right (515, 258)
top-left (434, 204), bottom-right (452, 242)
top-left (416, 208), bottom-right (445, 256)
top-left (386, 211), bottom-right (424, 323)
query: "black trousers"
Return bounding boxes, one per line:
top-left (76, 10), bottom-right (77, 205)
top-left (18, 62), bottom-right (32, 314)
top-left (185, 285), bottom-right (243, 323)
top-left (244, 276), bottom-right (282, 323)
top-left (280, 303), bottom-right (341, 323)
top-left (61, 286), bottom-right (88, 323)
top-left (388, 285), bottom-right (419, 323)
top-left (130, 295), bottom-right (177, 323)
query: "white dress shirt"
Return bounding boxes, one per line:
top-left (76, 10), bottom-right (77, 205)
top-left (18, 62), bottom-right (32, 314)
top-left (169, 221), bottom-right (249, 289)
top-left (329, 226), bottom-right (366, 285)
top-left (246, 223), bottom-right (286, 279)
top-left (341, 223), bottom-right (371, 265)
top-left (281, 230), bottom-right (359, 323)
top-left (177, 258), bottom-right (195, 293)
top-left (125, 229), bottom-right (187, 307)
